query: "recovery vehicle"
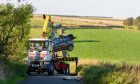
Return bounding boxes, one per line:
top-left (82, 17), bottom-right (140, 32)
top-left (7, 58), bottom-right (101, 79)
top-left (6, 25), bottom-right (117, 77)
top-left (26, 15), bottom-right (78, 75)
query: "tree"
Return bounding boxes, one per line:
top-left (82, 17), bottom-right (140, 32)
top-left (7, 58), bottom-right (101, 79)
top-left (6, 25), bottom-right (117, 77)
top-left (0, 3), bottom-right (34, 61)
top-left (123, 17), bottom-right (134, 27)
top-left (133, 16), bottom-right (140, 30)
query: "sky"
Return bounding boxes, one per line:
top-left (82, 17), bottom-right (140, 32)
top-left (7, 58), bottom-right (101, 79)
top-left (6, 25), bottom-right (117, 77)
top-left (0, 0), bottom-right (140, 18)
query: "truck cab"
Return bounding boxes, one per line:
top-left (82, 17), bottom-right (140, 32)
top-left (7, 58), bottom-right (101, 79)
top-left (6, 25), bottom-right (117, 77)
top-left (27, 38), bottom-right (54, 75)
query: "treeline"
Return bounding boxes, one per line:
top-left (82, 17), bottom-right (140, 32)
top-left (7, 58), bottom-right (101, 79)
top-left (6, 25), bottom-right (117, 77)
top-left (123, 16), bottom-right (140, 30)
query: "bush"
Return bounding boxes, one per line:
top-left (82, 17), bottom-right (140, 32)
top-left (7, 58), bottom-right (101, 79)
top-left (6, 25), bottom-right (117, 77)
top-left (123, 17), bottom-right (134, 26)
top-left (79, 63), bottom-right (140, 84)
top-left (0, 3), bottom-right (34, 60)
top-left (0, 3), bottom-right (34, 84)
top-left (133, 16), bottom-right (140, 30)
top-left (0, 60), bottom-right (27, 84)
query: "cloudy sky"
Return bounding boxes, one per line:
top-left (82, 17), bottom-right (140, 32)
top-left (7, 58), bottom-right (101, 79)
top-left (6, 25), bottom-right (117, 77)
top-left (1, 0), bottom-right (140, 18)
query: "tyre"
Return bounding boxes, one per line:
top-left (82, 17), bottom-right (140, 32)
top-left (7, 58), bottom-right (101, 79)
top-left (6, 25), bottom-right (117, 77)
top-left (67, 44), bottom-right (73, 51)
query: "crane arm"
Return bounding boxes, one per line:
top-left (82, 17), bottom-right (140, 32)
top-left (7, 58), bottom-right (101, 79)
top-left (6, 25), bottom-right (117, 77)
top-left (42, 15), bottom-right (52, 38)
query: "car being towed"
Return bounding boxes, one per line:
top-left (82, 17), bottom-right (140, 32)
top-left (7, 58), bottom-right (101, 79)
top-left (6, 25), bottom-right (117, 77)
top-left (53, 34), bottom-right (76, 52)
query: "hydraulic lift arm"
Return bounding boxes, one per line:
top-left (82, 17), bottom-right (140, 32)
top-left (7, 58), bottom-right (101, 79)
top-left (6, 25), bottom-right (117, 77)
top-left (42, 14), bottom-right (78, 75)
top-left (42, 15), bottom-right (52, 38)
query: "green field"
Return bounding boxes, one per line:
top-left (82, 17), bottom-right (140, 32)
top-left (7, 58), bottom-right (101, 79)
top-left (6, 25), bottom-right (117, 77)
top-left (31, 28), bottom-right (140, 63)
top-left (65, 29), bottom-right (140, 63)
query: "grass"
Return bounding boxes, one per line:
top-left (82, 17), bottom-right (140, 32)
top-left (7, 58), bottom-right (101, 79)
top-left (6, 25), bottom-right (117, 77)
top-left (30, 28), bottom-right (140, 63)
top-left (0, 58), bottom-right (27, 84)
top-left (65, 29), bottom-right (140, 63)
top-left (78, 62), bottom-right (140, 84)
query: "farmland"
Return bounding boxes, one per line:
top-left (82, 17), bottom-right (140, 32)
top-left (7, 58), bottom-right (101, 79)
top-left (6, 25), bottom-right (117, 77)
top-left (65, 29), bottom-right (140, 63)
top-left (30, 15), bottom-right (140, 64)
top-left (65, 28), bottom-right (140, 83)
top-left (29, 15), bottom-right (140, 84)
top-left (31, 14), bottom-right (124, 28)
top-left (31, 28), bottom-right (140, 64)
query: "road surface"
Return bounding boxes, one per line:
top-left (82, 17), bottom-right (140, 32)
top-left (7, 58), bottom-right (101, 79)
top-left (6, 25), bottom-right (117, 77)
top-left (19, 74), bottom-right (80, 84)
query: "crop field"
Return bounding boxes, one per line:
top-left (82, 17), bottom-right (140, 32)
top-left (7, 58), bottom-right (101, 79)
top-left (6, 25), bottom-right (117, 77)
top-left (31, 14), bottom-right (124, 28)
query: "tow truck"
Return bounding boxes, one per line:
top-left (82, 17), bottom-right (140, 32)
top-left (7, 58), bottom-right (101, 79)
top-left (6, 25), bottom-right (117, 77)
top-left (26, 15), bottom-right (78, 75)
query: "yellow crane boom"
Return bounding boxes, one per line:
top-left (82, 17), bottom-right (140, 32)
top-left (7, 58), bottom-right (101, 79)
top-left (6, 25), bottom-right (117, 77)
top-left (42, 14), bottom-right (63, 56)
top-left (42, 15), bottom-right (51, 38)
top-left (42, 15), bottom-right (62, 38)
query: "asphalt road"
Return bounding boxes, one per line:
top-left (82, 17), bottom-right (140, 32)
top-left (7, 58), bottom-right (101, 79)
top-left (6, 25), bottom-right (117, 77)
top-left (19, 74), bottom-right (80, 84)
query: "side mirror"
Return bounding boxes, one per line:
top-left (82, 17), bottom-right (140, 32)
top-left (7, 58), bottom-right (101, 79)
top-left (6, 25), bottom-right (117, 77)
top-left (43, 14), bottom-right (46, 19)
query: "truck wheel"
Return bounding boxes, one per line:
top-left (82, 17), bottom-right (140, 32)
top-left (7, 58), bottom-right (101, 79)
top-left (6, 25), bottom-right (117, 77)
top-left (67, 45), bottom-right (73, 51)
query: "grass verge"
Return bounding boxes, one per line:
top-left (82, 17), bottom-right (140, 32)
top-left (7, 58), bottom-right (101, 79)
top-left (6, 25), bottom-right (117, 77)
top-left (78, 62), bottom-right (140, 84)
top-left (0, 59), bottom-right (27, 84)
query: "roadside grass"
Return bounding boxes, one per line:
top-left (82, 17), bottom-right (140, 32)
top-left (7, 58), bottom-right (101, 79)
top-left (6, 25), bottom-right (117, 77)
top-left (6, 63), bottom-right (27, 84)
top-left (0, 58), bottom-right (27, 84)
top-left (78, 62), bottom-right (140, 84)
top-left (65, 29), bottom-right (140, 64)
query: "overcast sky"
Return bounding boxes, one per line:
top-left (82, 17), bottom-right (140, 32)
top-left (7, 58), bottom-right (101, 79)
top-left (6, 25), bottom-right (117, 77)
top-left (1, 0), bottom-right (140, 18)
